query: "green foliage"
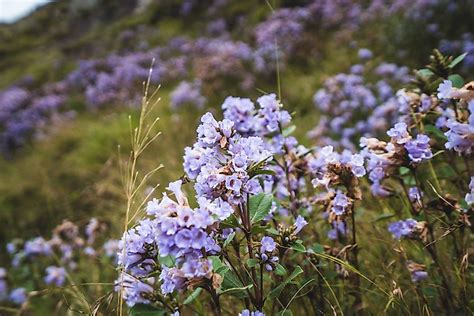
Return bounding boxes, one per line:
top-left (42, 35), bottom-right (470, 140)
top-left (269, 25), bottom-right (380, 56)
top-left (249, 193), bottom-right (273, 224)
top-left (269, 266), bottom-right (303, 299)
top-left (129, 304), bottom-right (166, 316)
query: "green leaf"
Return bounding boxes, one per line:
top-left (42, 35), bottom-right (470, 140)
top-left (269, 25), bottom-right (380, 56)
top-left (210, 256), bottom-right (229, 275)
top-left (266, 228), bottom-right (279, 235)
top-left (417, 68), bottom-right (434, 78)
top-left (221, 270), bottom-right (250, 298)
top-left (283, 125), bottom-right (296, 137)
top-left (312, 243), bottom-right (324, 254)
top-left (424, 124), bottom-right (447, 141)
top-left (247, 258), bottom-right (259, 268)
top-left (249, 193), bottom-right (273, 224)
top-left (252, 169), bottom-right (277, 176)
top-left (448, 74), bottom-right (464, 88)
top-left (438, 165), bottom-right (455, 177)
top-left (183, 288), bottom-right (202, 305)
top-left (277, 310), bottom-right (293, 316)
top-left (129, 304), bottom-right (166, 316)
top-left (373, 213), bottom-right (395, 223)
top-left (291, 242), bottom-right (306, 253)
top-left (269, 266), bottom-right (304, 299)
top-left (158, 255), bottom-right (175, 268)
top-left (448, 52), bottom-right (467, 69)
top-left (251, 224), bottom-right (270, 234)
top-left (223, 231), bottom-right (236, 247)
top-left (274, 263), bottom-right (287, 276)
top-left (221, 215), bottom-right (240, 228)
top-left (399, 167), bottom-right (410, 176)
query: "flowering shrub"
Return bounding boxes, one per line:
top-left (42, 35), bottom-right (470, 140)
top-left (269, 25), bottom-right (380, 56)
top-left (0, 0), bottom-right (464, 156)
top-left (2, 47), bottom-right (473, 314)
top-left (110, 51), bottom-right (473, 315)
top-left (309, 50), bottom-right (411, 150)
top-left (1, 219), bottom-right (119, 309)
top-left (1, 0), bottom-right (474, 313)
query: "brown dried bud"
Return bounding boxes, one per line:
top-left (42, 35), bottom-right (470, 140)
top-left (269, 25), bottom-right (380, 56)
top-left (451, 81), bottom-right (474, 101)
top-left (212, 273), bottom-right (223, 290)
top-left (414, 221), bottom-right (429, 243)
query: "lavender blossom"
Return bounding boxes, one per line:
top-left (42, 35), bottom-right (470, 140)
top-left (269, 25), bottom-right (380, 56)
top-left (332, 191), bottom-right (349, 216)
top-left (437, 80), bottom-right (453, 99)
top-left (388, 219), bottom-right (418, 240)
top-left (294, 215), bottom-right (308, 234)
top-left (260, 236), bottom-right (276, 253)
top-left (44, 266), bottom-right (67, 286)
top-left (405, 134), bottom-right (433, 162)
top-left (9, 288), bottom-right (27, 305)
top-left (239, 309), bottom-right (266, 316)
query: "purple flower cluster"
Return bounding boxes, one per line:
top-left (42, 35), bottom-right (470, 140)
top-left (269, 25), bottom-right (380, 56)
top-left (116, 274), bottom-right (155, 307)
top-left (184, 112), bottom-right (272, 204)
top-left (258, 236), bottom-right (279, 271)
top-left (0, 0), bottom-right (451, 155)
top-left (44, 266), bottom-right (67, 286)
top-left (361, 123), bottom-right (432, 197)
top-left (240, 309), bottom-right (265, 316)
top-left (253, 6), bottom-right (310, 70)
top-left (3, 218), bottom-right (116, 306)
top-left (387, 219), bottom-right (418, 240)
top-left (309, 57), bottom-right (411, 150)
top-left (222, 93), bottom-right (292, 153)
top-left (444, 101), bottom-right (474, 155)
top-left (309, 145), bottom-right (366, 189)
top-left (170, 80), bottom-right (206, 110)
top-left (0, 86), bottom-right (67, 154)
top-left (117, 179), bottom-right (226, 304)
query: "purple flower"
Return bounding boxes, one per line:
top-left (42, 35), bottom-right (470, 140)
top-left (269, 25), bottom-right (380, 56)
top-left (103, 239), bottom-right (120, 259)
top-left (328, 221), bottom-right (346, 240)
top-left (408, 187), bottom-right (422, 203)
top-left (9, 288), bottom-right (27, 305)
top-left (24, 237), bottom-right (52, 257)
top-left (170, 80), bottom-right (206, 110)
top-left (405, 134), bottom-right (432, 162)
top-left (225, 175), bottom-right (243, 192)
top-left (411, 270), bottom-right (429, 283)
top-left (444, 119), bottom-right (474, 155)
top-left (294, 215), bottom-right (308, 234)
top-left (437, 80), bottom-right (453, 99)
top-left (85, 218), bottom-right (100, 244)
top-left (44, 266), bottom-right (67, 286)
top-left (349, 153), bottom-right (366, 177)
top-left (257, 94), bottom-right (291, 133)
top-left (117, 219), bottom-right (159, 277)
top-left (387, 122), bottom-right (410, 144)
top-left (197, 113), bottom-right (222, 147)
top-left (332, 191), bottom-right (349, 216)
top-left (239, 309), bottom-right (265, 316)
top-left (116, 275), bottom-right (155, 307)
top-left (260, 236), bottom-right (276, 253)
top-left (358, 48), bottom-right (373, 60)
top-left (222, 96), bottom-right (257, 135)
top-left (388, 219), bottom-right (418, 240)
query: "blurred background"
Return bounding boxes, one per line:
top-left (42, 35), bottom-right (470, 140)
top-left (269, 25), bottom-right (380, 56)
top-left (0, 0), bottom-right (473, 311)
